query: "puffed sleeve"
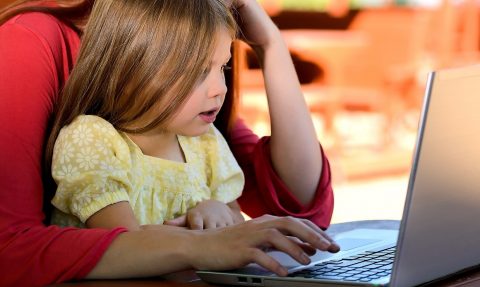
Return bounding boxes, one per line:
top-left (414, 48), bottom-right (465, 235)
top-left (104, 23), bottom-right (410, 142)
top-left (229, 119), bottom-right (334, 229)
top-left (208, 126), bottom-right (245, 203)
top-left (52, 115), bottom-right (133, 223)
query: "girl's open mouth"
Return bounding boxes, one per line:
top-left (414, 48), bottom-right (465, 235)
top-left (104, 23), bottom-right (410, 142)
top-left (199, 108), bottom-right (218, 123)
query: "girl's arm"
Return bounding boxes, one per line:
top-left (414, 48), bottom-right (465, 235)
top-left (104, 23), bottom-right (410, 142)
top-left (231, 122), bottom-right (334, 228)
top-left (89, 200), bottom-right (244, 231)
top-left (234, 0), bottom-right (322, 206)
top-left (86, 202), bottom-right (142, 230)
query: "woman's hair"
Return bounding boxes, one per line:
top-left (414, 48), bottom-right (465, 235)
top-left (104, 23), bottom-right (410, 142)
top-left (43, 0), bottom-right (238, 170)
top-left (0, 0), bottom-right (93, 33)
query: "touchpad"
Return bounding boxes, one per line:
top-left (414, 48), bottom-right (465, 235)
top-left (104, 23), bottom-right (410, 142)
top-left (336, 237), bottom-right (381, 251)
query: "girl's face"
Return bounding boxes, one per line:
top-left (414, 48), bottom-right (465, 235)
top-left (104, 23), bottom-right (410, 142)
top-left (165, 27), bottom-right (232, 137)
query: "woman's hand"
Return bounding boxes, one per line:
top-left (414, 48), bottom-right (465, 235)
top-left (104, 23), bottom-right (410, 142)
top-left (186, 215), bottom-right (340, 276)
top-left (87, 215), bottom-right (339, 279)
top-left (164, 200), bottom-right (244, 230)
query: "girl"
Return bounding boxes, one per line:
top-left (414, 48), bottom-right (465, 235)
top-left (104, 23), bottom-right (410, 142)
top-left (0, 0), bottom-right (337, 285)
top-left (46, 0), bottom-right (245, 231)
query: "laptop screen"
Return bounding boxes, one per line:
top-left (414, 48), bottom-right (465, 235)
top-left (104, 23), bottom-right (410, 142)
top-left (392, 65), bottom-right (480, 287)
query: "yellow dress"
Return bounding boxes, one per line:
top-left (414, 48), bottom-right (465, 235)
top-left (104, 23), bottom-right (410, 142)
top-left (51, 115), bottom-right (244, 227)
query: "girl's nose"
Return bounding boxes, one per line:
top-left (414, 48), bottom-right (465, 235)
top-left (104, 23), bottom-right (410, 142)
top-left (208, 73), bottom-right (227, 98)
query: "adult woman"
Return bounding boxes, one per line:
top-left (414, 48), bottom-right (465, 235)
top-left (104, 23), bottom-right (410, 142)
top-left (0, 0), bottom-right (336, 286)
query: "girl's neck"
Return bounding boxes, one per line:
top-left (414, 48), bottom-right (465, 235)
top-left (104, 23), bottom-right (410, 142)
top-left (126, 132), bottom-right (186, 162)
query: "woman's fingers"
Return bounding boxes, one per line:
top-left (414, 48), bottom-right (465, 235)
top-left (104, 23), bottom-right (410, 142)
top-left (287, 236), bottom-right (317, 256)
top-left (253, 228), bottom-right (311, 266)
top-left (299, 219), bottom-right (340, 253)
top-left (255, 216), bottom-right (335, 252)
top-left (191, 215), bottom-right (338, 275)
top-left (245, 248), bottom-right (288, 276)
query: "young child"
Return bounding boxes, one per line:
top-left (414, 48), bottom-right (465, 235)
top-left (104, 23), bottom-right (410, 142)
top-left (46, 0), bottom-right (245, 231)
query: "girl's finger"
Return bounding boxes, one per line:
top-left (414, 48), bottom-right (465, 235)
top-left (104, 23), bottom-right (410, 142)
top-left (225, 212), bottom-right (235, 226)
top-left (163, 215), bottom-right (187, 226)
top-left (204, 216), bottom-right (218, 230)
top-left (188, 213), bottom-right (204, 230)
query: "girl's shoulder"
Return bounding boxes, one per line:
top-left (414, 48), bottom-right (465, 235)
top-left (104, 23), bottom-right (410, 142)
top-left (58, 115), bottom-right (122, 144)
top-left (54, 115), bottom-right (132, 165)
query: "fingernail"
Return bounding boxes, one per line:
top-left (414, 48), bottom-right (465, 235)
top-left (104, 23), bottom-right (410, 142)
top-left (321, 238), bottom-right (330, 247)
top-left (330, 242), bottom-right (341, 252)
top-left (301, 253), bottom-right (311, 265)
top-left (279, 267), bottom-right (288, 277)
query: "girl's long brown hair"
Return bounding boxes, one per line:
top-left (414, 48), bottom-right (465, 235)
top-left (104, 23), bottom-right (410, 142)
top-left (0, 0), bottom-right (239, 141)
top-left (43, 0), bottom-right (238, 170)
top-left (1, 0), bottom-right (240, 221)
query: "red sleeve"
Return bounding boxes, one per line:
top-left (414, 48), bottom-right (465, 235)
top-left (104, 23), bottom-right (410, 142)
top-left (231, 119), bottom-right (334, 229)
top-left (0, 14), bottom-right (126, 286)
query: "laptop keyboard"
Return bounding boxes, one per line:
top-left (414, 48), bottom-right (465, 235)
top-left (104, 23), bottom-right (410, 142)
top-left (288, 246), bottom-right (396, 283)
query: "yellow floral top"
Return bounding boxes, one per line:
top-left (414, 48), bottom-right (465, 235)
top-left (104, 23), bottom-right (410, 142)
top-left (51, 115), bottom-right (244, 227)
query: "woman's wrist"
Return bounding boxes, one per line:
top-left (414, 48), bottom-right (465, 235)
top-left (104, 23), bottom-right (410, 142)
top-left (180, 229), bottom-right (213, 270)
top-left (86, 228), bottom-right (196, 279)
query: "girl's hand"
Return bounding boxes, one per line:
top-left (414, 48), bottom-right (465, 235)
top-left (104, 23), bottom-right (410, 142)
top-left (187, 215), bottom-right (340, 276)
top-left (164, 200), bottom-right (244, 230)
top-left (229, 0), bottom-right (280, 49)
top-left (230, 0), bottom-right (323, 206)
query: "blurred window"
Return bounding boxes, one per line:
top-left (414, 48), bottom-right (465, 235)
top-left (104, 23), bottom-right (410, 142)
top-left (257, 0), bottom-right (443, 11)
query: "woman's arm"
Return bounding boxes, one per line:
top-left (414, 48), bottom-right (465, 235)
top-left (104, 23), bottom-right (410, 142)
top-left (0, 14), bottom-right (130, 286)
top-left (0, 12), bottom-right (339, 286)
top-left (234, 0), bottom-right (322, 206)
top-left (87, 215), bottom-right (339, 279)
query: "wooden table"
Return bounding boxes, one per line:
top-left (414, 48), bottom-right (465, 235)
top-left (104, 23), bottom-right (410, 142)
top-left (54, 220), bottom-right (480, 287)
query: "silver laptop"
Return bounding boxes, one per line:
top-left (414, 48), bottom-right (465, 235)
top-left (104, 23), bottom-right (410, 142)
top-left (197, 64), bottom-right (480, 287)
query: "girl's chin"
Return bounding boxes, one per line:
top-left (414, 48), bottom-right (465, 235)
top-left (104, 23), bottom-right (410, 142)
top-left (177, 125), bottom-right (211, 137)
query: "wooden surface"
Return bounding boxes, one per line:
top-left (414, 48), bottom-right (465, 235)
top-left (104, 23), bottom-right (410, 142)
top-left (51, 220), bottom-right (480, 286)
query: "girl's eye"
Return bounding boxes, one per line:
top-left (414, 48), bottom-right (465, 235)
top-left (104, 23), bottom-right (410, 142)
top-left (203, 67), bottom-right (211, 76)
top-left (198, 67), bottom-right (210, 81)
top-left (221, 64), bottom-right (231, 73)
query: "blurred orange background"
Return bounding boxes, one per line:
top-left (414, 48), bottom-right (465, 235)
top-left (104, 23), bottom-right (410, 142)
top-left (237, 0), bottom-right (480, 223)
top-left (2, 0), bottom-right (479, 223)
